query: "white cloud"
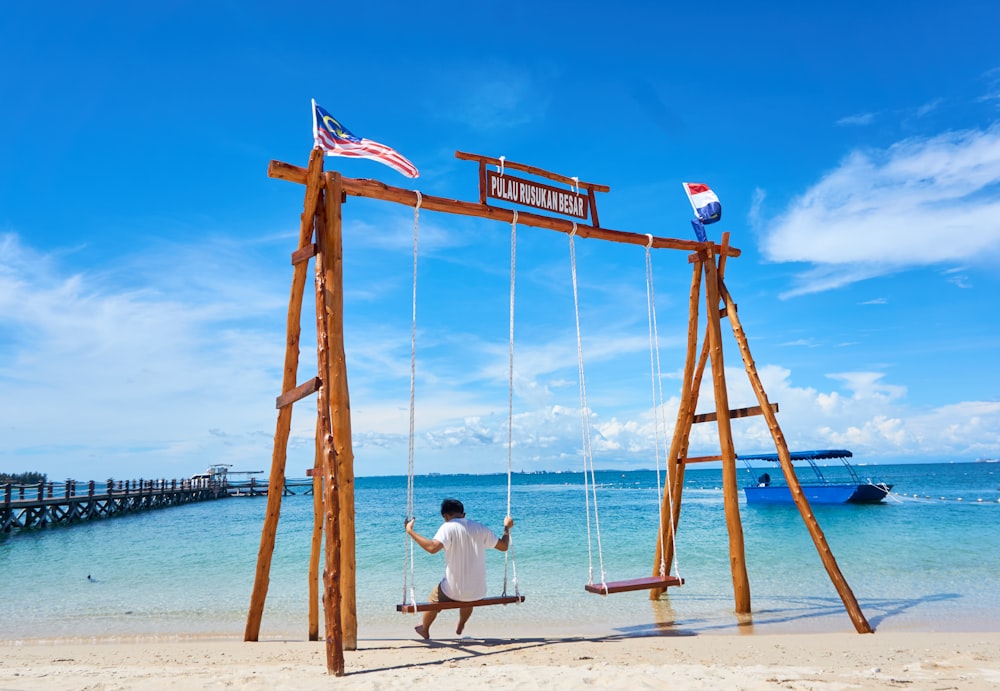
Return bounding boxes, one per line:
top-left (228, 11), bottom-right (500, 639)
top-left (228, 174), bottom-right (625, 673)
top-left (0, 233), bottom-right (290, 480)
top-left (704, 365), bottom-right (1000, 460)
top-left (748, 187), bottom-right (766, 228)
top-left (6, 228), bottom-right (998, 482)
top-left (940, 265), bottom-right (973, 288)
top-left (836, 112), bottom-right (877, 126)
top-left (915, 98), bottom-right (943, 118)
top-left (364, 354), bottom-right (1000, 474)
top-left (979, 66), bottom-right (1000, 104)
top-left (826, 371), bottom-right (907, 402)
top-left (346, 212), bottom-right (465, 256)
top-left (760, 124), bottom-right (1000, 296)
top-left (429, 60), bottom-right (553, 132)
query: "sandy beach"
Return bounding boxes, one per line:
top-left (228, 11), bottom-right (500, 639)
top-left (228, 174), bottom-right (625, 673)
top-left (3, 631), bottom-right (999, 690)
top-left (5, 464), bottom-right (999, 689)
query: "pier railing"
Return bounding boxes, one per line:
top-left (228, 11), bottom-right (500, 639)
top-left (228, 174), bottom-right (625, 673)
top-left (3, 477), bottom-right (227, 502)
top-left (2, 477), bottom-right (229, 533)
top-left (226, 477), bottom-right (314, 497)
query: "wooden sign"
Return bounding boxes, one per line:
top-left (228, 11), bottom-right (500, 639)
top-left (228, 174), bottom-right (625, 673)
top-left (486, 170), bottom-right (589, 220)
top-left (455, 151), bottom-right (609, 228)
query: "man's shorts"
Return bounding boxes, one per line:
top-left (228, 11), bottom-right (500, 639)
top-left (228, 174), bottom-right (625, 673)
top-left (428, 582), bottom-right (457, 603)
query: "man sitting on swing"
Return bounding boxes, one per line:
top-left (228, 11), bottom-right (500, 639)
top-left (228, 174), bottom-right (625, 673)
top-left (405, 498), bottom-right (514, 639)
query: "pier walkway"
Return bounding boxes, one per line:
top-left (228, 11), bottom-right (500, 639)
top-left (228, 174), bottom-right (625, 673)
top-left (2, 478), bottom-right (227, 532)
top-left (1, 477), bottom-right (318, 532)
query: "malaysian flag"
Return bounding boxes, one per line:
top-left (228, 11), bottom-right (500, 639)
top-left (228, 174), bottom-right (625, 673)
top-left (682, 182), bottom-right (722, 224)
top-left (312, 100), bottom-right (419, 178)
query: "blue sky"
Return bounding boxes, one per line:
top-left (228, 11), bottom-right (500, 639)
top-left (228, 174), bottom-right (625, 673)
top-left (3, 1), bottom-right (1000, 481)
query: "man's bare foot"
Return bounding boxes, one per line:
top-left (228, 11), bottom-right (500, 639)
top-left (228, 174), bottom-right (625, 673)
top-left (414, 624), bottom-right (430, 640)
top-left (456, 622), bottom-right (465, 635)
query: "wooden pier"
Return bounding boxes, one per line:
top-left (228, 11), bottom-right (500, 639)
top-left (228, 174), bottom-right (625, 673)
top-left (1, 478), bottom-right (228, 532)
top-left (226, 477), bottom-right (315, 497)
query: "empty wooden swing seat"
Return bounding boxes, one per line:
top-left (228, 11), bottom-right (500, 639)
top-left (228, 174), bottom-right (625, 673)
top-left (397, 594), bottom-right (526, 613)
top-left (585, 575), bottom-right (684, 595)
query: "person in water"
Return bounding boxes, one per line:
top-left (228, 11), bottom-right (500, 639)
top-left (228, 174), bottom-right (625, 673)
top-left (405, 498), bottom-right (513, 639)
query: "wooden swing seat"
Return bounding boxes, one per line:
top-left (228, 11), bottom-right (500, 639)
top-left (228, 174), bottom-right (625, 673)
top-left (397, 594), bottom-right (525, 613)
top-left (585, 575), bottom-right (684, 595)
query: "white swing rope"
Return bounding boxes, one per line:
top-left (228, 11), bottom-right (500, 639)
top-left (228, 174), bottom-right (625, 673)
top-left (402, 191), bottom-right (422, 608)
top-left (569, 223), bottom-right (608, 591)
top-left (503, 210), bottom-right (520, 599)
top-left (645, 235), bottom-right (681, 581)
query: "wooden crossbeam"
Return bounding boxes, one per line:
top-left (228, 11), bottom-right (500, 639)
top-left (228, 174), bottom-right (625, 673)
top-left (275, 377), bottom-right (321, 409)
top-left (291, 243), bottom-right (318, 265)
top-left (267, 161), bottom-right (742, 257)
top-left (683, 454), bottom-right (724, 464)
top-left (692, 403), bottom-right (778, 424)
top-left (455, 150), bottom-right (610, 192)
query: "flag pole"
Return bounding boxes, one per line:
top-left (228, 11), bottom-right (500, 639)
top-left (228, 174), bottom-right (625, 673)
top-left (682, 182), bottom-right (701, 217)
top-left (311, 98), bottom-right (319, 150)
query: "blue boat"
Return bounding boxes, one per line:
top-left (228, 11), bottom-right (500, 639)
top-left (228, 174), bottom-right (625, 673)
top-left (739, 449), bottom-right (892, 505)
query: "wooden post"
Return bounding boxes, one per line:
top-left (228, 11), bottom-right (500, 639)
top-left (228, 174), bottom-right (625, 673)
top-left (717, 277), bottom-right (873, 633)
top-left (245, 147), bottom-right (325, 642)
top-left (703, 244), bottom-right (751, 614)
top-left (323, 171), bottom-right (358, 649)
top-left (652, 233), bottom-right (742, 600)
top-left (308, 415), bottom-right (323, 641)
top-left (315, 186), bottom-right (345, 675)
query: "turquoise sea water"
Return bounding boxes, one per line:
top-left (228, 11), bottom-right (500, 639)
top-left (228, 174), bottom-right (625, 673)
top-left (2, 462), bottom-right (999, 642)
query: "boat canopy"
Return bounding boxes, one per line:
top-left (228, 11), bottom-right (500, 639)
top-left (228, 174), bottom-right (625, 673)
top-left (737, 449), bottom-right (853, 462)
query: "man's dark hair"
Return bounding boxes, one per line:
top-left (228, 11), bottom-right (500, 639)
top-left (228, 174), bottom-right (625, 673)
top-left (440, 498), bottom-right (464, 516)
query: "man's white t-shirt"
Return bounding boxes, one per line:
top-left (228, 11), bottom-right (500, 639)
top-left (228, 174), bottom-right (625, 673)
top-left (433, 518), bottom-right (499, 601)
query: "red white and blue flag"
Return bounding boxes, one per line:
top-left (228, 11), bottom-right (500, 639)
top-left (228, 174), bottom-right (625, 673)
top-left (682, 182), bottom-right (722, 225)
top-left (312, 100), bottom-right (419, 178)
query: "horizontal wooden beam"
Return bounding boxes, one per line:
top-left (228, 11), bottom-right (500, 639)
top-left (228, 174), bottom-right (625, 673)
top-left (275, 376), bottom-right (321, 409)
top-left (267, 160), bottom-right (741, 257)
top-left (454, 150), bottom-right (610, 192)
top-left (683, 454), bottom-right (725, 464)
top-left (692, 402), bottom-right (779, 424)
top-left (291, 243), bottom-right (317, 265)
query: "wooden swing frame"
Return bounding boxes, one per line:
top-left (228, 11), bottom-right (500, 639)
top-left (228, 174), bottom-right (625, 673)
top-left (244, 148), bottom-right (873, 676)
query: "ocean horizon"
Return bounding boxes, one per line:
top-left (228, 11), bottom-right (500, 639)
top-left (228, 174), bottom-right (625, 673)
top-left (3, 461), bottom-right (999, 643)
